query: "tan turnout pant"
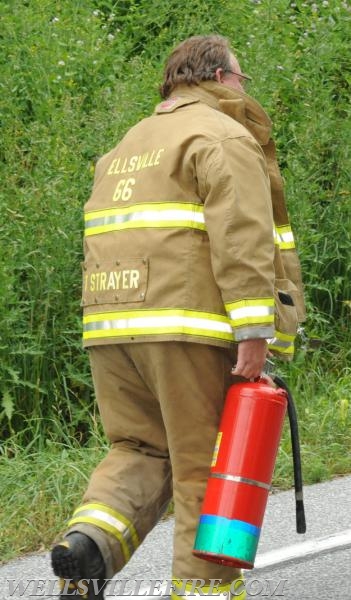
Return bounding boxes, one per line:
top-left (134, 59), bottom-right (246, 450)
top-left (67, 341), bottom-right (244, 594)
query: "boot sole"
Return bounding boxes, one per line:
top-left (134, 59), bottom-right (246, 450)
top-left (51, 544), bottom-right (105, 599)
top-left (52, 543), bottom-right (80, 579)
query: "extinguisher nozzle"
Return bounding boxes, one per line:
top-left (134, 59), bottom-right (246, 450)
top-left (296, 499), bottom-right (306, 534)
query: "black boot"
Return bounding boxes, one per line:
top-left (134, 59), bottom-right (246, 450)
top-left (51, 532), bottom-right (106, 599)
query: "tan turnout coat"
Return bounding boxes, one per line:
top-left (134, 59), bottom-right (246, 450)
top-left (82, 82), bottom-right (305, 359)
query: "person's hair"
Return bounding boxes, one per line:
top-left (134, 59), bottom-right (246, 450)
top-left (159, 35), bottom-right (233, 99)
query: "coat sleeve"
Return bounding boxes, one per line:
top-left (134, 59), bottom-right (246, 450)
top-left (198, 134), bottom-right (275, 341)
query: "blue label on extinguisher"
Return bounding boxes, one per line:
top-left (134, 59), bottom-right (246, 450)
top-left (193, 514), bottom-right (260, 566)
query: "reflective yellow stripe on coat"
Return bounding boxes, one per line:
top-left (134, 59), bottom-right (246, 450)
top-left (85, 202), bottom-right (206, 236)
top-left (68, 502), bottom-right (139, 563)
top-left (83, 308), bottom-right (234, 342)
top-left (268, 330), bottom-right (295, 355)
top-left (225, 298), bottom-right (275, 329)
top-left (274, 224), bottom-right (295, 250)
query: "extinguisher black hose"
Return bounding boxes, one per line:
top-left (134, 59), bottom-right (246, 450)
top-left (272, 375), bottom-right (307, 534)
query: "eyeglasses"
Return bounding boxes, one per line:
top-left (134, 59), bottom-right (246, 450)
top-left (224, 70), bottom-right (252, 85)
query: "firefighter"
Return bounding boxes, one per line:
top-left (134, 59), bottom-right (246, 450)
top-left (51, 34), bottom-right (305, 599)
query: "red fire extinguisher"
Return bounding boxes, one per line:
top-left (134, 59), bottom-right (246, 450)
top-left (193, 376), bottom-right (306, 570)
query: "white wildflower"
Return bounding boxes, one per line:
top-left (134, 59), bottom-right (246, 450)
top-left (58, 60), bottom-right (65, 66)
top-left (107, 33), bottom-right (115, 41)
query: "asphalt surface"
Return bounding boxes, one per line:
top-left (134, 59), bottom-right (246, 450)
top-left (1, 475), bottom-right (350, 600)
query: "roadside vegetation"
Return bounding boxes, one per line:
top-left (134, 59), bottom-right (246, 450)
top-left (1, 0), bottom-right (350, 561)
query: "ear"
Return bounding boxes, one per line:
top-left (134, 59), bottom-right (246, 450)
top-left (215, 67), bottom-right (224, 84)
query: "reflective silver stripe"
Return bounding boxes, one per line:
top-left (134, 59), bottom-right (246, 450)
top-left (68, 504), bottom-right (139, 561)
top-left (72, 507), bottom-right (129, 535)
top-left (278, 230), bottom-right (294, 244)
top-left (86, 208), bottom-right (205, 228)
top-left (225, 299), bottom-right (275, 329)
top-left (84, 203), bottom-right (207, 235)
top-left (274, 225), bottom-right (295, 249)
top-left (83, 310), bottom-right (234, 342)
top-left (234, 325), bottom-right (275, 341)
top-left (268, 332), bottom-right (295, 354)
top-left (268, 337), bottom-right (294, 349)
top-left (84, 315), bottom-right (232, 333)
top-left (210, 472), bottom-right (271, 491)
top-left (228, 305), bottom-right (275, 320)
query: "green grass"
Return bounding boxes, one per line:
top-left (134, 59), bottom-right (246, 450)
top-left (0, 442), bottom-right (106, 562)
top-left (0, 0), bottom-right (350, 563)
top-left (274, 346), bottom-right (351, 488)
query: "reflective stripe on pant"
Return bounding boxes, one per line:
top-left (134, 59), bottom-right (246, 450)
top-left (68, 502), bottom-right (140, 563)
top-left (171, 576), bottom-right (246, 599)
top-left (67, 341), bottom-right (241, 585)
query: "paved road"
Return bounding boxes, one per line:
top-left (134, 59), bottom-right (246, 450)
top-left (1, 476), bottom-right (350, 600)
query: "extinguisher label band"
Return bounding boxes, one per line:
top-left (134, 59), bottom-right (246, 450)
top-left (199, 513), bottom-right (260, 537)
top-left (211, 432), bottom-right (223, 467)
top-left (210, 472), bottom-right (271, 491)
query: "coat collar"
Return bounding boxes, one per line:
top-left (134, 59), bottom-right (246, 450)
top-left (163, 81), bottom-right (272, 146)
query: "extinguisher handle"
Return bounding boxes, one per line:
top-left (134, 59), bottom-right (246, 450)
top-left (272, 375), bottom-right (307, 534)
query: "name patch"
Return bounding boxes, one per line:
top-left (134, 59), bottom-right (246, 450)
top-left (82, 258), bottom-right (148, 306)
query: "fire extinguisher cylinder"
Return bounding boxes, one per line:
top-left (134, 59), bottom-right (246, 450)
top-left (193, 380), bottom-right (289, 570)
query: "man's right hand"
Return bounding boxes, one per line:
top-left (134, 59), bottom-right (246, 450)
top-left (232, 338), bottom-right (268, 380)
